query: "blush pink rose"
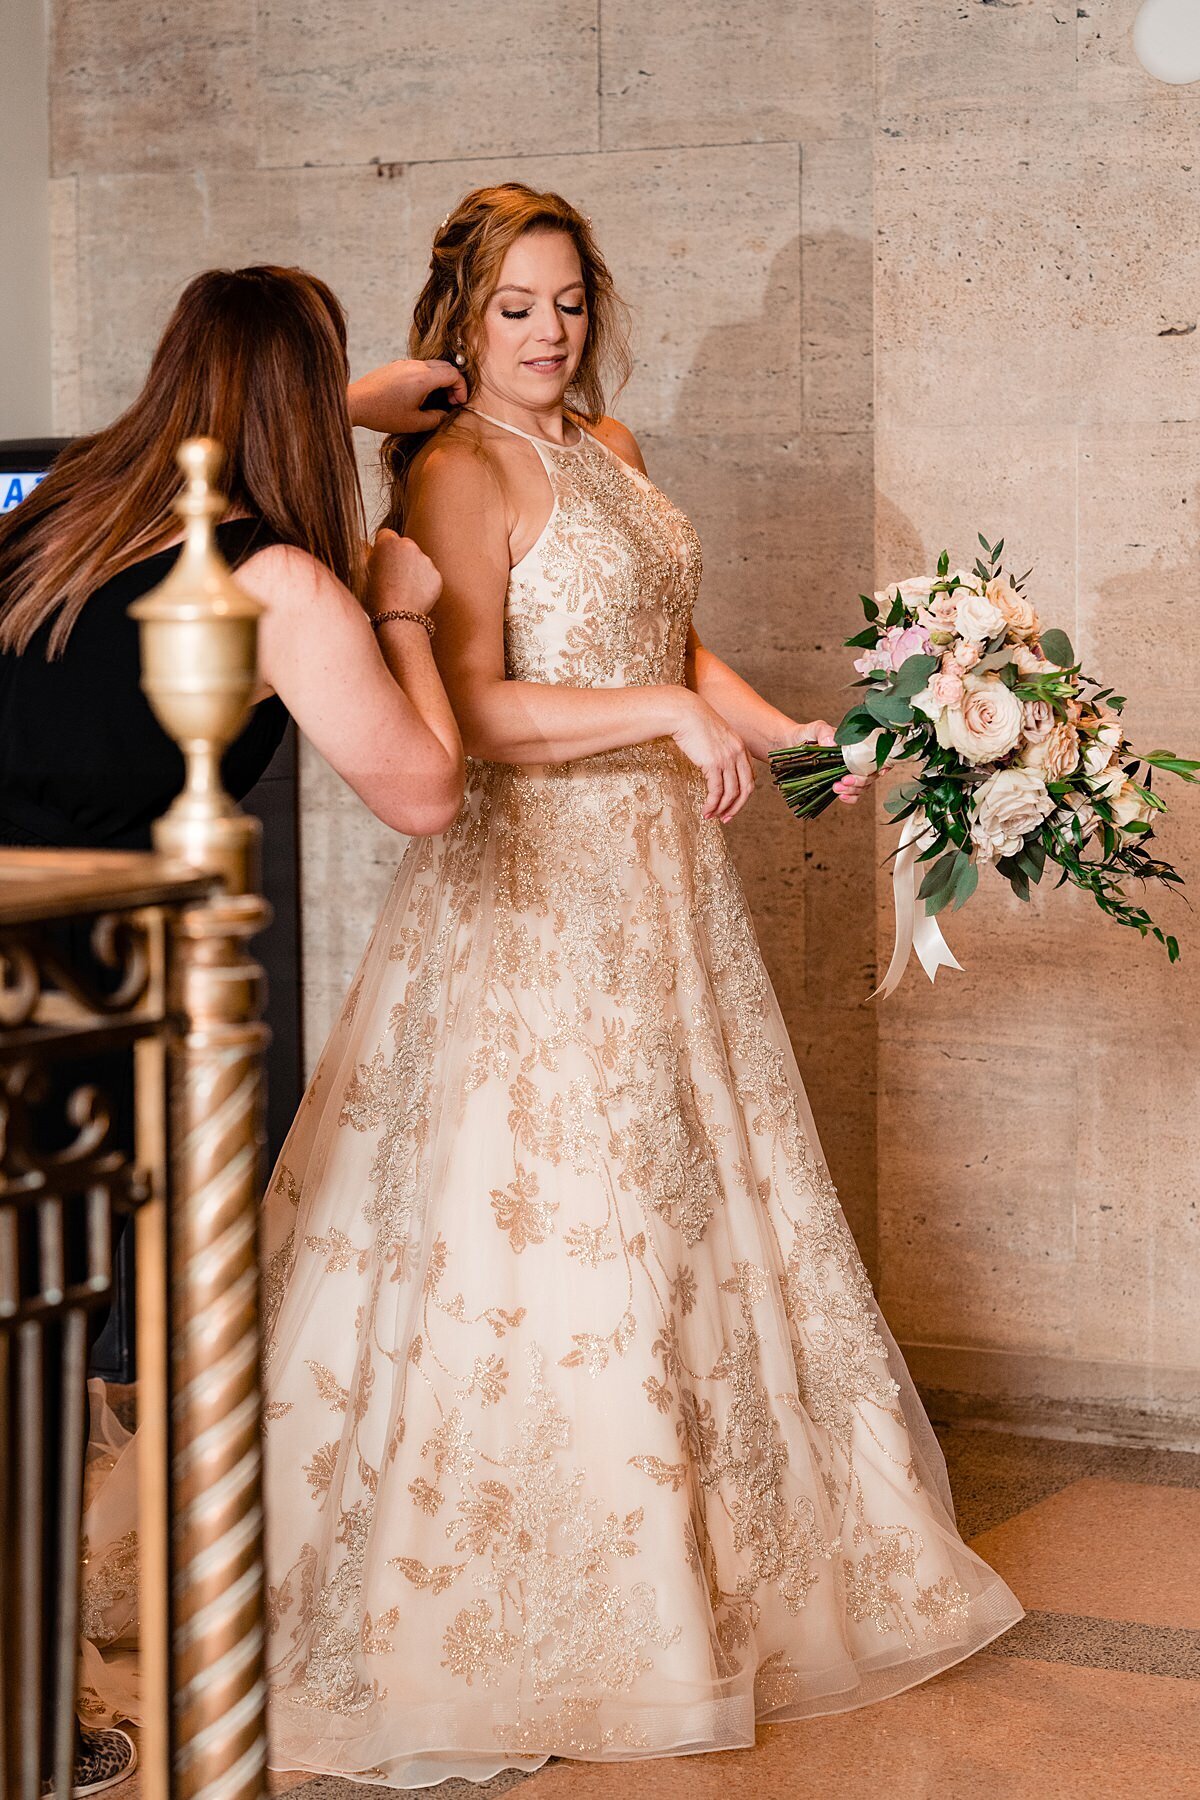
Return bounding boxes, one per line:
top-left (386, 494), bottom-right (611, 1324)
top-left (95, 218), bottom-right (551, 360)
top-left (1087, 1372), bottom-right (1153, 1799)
top-left (953, 640), bottom-right (982, 670)
top-left (930, 664), bottom-right (965, 708)
top-left (852, 621), bottom-right (933, 677)
top-left (1022, 698), bottom-right (1054, 743)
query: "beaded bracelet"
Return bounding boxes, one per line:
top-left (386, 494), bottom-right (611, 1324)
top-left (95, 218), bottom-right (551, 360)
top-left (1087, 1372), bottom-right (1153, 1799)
top-left (370, 608), bottom-right (436, 639)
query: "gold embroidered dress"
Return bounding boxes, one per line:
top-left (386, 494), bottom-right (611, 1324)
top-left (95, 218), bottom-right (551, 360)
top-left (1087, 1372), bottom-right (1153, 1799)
top-left (260, 414), bottom-right (1023, 1786)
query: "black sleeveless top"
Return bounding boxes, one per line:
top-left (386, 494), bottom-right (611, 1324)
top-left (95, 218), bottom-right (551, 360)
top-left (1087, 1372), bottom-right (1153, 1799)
top-left (0, 517), bottom-right (289, 852)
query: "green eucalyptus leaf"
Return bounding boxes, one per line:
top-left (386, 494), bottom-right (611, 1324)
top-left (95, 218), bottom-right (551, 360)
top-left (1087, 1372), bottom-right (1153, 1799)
top-left (892, 653), bottom-right (940, 697)
top-left (917, 850), bottom-right (958, 901)
top-left (1040, 627), bottom-right (1075, 667)
top-left (835, 712), bottom-right (876, 746)
top-left (865, 688), bottom-right (915, 727)
top-left (951, 860), bottom-right (980, 910)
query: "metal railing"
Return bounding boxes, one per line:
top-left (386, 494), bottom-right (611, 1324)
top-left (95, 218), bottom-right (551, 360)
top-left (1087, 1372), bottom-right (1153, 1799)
top-left (0, 440), bottom-right (272, 1800)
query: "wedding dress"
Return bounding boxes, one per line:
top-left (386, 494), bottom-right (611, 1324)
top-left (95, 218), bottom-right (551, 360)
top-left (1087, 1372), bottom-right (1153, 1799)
top-left (85, 412), bottom-right (1023, 1786)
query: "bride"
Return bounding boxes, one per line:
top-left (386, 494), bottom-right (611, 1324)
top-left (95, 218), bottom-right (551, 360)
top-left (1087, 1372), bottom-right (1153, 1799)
top-left (256, 182), bottom-right (1024, 1787)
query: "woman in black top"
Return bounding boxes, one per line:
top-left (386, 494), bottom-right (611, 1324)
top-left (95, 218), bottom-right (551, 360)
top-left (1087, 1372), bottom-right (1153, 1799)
top-left (0, 265), bottom-right (467, 1796)
top-left (0, 516), bottom-right (291, 850)
top-left (0, 266), bottom-right (467, 848)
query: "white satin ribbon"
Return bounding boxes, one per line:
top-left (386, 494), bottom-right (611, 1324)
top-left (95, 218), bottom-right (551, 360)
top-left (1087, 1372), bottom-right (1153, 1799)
top-left (841, 731), bottom-right (965, 1000)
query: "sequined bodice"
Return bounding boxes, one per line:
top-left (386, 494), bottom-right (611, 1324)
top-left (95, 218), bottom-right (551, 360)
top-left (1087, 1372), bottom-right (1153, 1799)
top-left (486, 415), bottom-right (703, 689)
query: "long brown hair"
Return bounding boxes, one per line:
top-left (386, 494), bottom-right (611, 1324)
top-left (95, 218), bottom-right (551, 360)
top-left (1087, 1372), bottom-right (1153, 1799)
top-left (0, 265), bottom-right (366, 657)
top-left (382, 183), bottom-right (633, 524)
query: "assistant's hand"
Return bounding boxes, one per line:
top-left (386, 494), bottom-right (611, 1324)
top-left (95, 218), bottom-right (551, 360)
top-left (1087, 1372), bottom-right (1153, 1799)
top-left (786, 717), bottom-right (872, 806)
top-left (348, 359), bottom-right (469, 434)
top-left (366, 528), bottom-right (442, 618)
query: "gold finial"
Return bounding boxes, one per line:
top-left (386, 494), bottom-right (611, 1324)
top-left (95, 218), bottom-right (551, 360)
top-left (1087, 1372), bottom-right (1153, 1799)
top-left (129, 438), bottom-right (264, 894)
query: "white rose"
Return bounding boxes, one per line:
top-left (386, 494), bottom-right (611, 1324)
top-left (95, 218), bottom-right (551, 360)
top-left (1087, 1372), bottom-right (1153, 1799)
top-left (954, 586), bottom-right (1007, 644)
top-left (970, 766), bottom-right (1056, 862)
top-left (1082, 739), bottom-right (1117, 778)
top-left (940, 672), bottom-right (1026, 765)
top-left (874, 575), bottom-right (937, 610)
top-left (1110, 782), bottom-right (1157, 833)
top-left (1097, 718), bottom-right (1124, 751)
top-left (1012, 643), bottom-right (1051, 676)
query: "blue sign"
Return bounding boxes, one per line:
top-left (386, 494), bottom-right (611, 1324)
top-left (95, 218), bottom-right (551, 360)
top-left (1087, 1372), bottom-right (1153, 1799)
top-left (2, 472), bottom-right (46, 513)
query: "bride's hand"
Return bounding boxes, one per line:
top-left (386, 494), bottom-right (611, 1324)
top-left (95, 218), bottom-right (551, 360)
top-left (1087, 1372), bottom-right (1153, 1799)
top-left (348, 359), bottom-right (469, 434)
top-left (670, 692), bottom-right (755, 824)
top-left (782, 717), bottom-right (872, 806)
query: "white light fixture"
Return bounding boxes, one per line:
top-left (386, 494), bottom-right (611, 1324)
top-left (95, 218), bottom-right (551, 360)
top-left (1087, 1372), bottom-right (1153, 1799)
top-left (1133, 0), bottom-right (1200, 84)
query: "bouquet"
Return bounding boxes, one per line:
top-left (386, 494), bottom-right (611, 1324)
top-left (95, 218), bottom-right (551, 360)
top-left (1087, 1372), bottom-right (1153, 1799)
top-left (771, 536), bottom-right (1198, 996)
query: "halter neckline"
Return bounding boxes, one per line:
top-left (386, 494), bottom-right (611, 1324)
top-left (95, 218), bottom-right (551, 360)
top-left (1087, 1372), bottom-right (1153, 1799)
top-left (463, 408), bottom-right (587, 452)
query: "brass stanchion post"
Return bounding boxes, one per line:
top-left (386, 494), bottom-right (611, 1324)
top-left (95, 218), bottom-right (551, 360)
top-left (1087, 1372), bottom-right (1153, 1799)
top-left (130, 440), bottom-right (271, 1800)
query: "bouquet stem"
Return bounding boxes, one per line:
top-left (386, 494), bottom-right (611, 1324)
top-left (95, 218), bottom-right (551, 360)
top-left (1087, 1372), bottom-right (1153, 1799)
top-left (769, 742), bottom-right (852, 820)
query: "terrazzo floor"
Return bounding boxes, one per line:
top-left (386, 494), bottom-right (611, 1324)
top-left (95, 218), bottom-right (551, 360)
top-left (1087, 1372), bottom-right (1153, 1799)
top-left (116, 1426), bottom-right (1200, 1800)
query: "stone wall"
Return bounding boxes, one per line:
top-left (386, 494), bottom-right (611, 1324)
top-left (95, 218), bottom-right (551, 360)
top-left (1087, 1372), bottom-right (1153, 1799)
top-left (47, 0), bottom-right (1199, 1442)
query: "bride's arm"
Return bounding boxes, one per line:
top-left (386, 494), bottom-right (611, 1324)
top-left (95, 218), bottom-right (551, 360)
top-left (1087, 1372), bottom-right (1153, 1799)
top-left (685, 629), bottom-right (867, 803)
top-left (588, 418), bottom-right (867, 805)
top-left (404, 438), bottom-right (756, 823)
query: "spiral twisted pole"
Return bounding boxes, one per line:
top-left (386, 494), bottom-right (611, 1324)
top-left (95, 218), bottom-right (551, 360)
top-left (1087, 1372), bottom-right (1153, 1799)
top-left (169, 896), bottom-right (270, 1800)
top-left (132, 439), bottom-right (271, 1800)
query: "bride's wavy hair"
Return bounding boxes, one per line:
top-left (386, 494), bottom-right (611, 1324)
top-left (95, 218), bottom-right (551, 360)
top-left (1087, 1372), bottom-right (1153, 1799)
top-left (382, 183), bottom-right (633, 526)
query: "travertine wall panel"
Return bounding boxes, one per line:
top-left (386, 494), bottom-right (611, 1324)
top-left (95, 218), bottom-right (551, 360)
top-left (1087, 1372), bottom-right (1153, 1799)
top-left (258, 0), bottom-right (600, 167)
top-left (599, 0), bottom-right (870, 148)
top-left (50, 0), bottom-right (258, 175)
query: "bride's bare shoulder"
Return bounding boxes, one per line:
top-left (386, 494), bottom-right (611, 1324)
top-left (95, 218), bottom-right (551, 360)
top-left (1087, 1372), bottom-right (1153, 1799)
top-left (406, 413), bottom-right (507, 507)
top-left (584, 415), bottom-right (647, 474)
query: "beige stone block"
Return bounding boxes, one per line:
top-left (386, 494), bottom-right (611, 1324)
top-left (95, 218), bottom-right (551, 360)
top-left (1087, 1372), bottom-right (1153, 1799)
top-left (877, 1035), bottom-right (1079, 1354)
top-left (49, 0), bottom-right (258, 176)
top-left (1072, 109), bottom-right (1200, 428)
top-left (298, 737), bottom-right (407, 1067)
top-left (802, 136), bottom-right (872, 433)
top-left (49, 176), bottom-right (81, 435)
top-left (874, 426), bottom-right (1078, 641)
top-left (599, 0), bottom-right (871, 151)
top-left (882, 1247), bottom-right (1076, 1358)
top-left (875, 111), bottom-right (1082, 430)
top-left (1072, 1042), bottom-right (1156, 1367)
top-left (1078, 426), bottom-right (1200, 703)
top-left (875, 0), bottom-right (1079, 120)
top-left (258, 0), bottom-right (598, 168)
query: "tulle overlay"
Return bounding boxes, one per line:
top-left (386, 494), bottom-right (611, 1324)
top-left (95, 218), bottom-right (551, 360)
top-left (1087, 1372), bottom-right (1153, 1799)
top-left (83, 420), bottom-right (1021, 1785)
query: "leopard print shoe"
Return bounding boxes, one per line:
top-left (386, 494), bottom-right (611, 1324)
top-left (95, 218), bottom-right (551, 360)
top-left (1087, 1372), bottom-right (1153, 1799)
top-left (70, 1726), bottom-right (137, 1796)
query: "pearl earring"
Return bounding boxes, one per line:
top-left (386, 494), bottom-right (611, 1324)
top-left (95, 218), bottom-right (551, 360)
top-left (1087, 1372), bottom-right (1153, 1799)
top-left (453, 350), bottom-right (467, 368)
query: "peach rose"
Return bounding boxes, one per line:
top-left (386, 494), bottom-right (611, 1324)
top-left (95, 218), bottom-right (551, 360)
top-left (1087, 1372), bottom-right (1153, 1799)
top-left (1020, 720), bottom-right (1080, 781)
top-left (953, 640), bottom-right (982, 670)
top-left (986, 577), bottom-right (1040, 641)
